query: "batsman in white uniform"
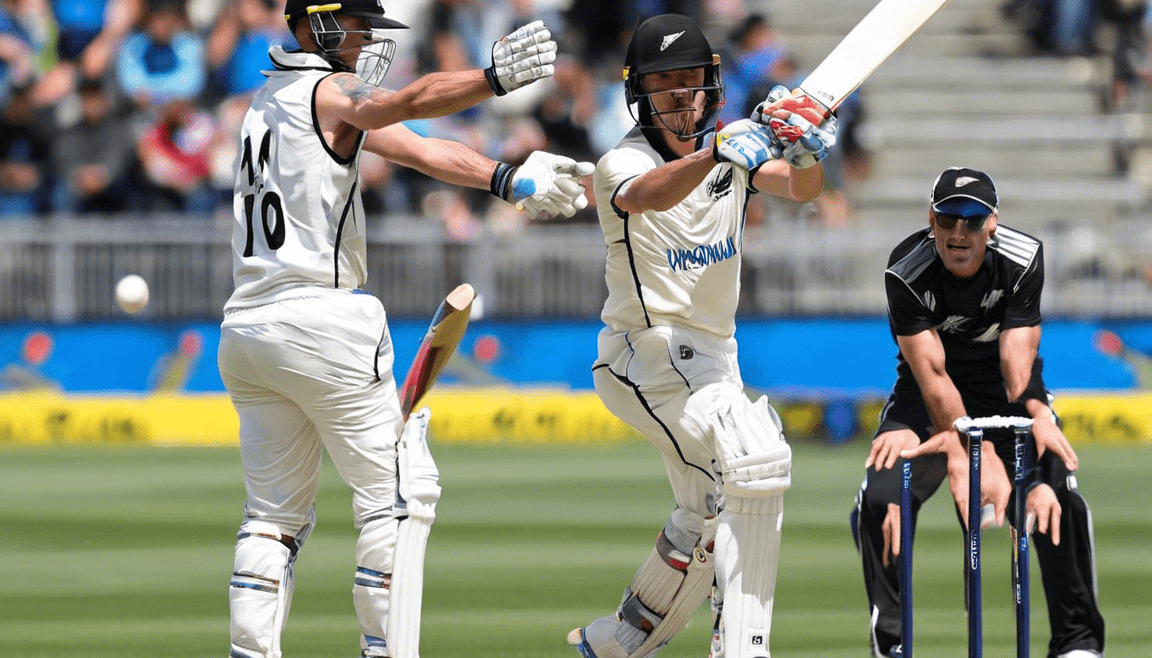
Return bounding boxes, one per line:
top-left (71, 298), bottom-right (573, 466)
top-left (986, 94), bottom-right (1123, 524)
top-left (567, 14), bottom-right (837, 658)
top-left (216, 3), bottom-right (592, 657)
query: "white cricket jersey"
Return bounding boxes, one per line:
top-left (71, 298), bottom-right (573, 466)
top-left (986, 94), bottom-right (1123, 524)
top-left (225, 47), bottom-right (367, 312)
top-left (594, 127), bottom-right (755, 338)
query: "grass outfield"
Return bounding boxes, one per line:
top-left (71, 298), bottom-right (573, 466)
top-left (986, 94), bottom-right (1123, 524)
top-left (0, 441), bottom-right (1148, 658)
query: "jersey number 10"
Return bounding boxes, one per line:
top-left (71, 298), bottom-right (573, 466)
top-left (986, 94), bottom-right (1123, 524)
top-left (239, 131), bottom-right (285, 257)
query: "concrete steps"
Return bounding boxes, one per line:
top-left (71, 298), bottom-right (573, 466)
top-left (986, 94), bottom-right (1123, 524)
top-left (745, 0), bottom-right (1145, 228)
top-left (864, 142), bottom-right (1115, 178)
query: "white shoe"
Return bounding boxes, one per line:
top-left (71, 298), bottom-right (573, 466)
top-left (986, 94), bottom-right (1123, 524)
top-left (1057, 650), bottom-right (1102, 658)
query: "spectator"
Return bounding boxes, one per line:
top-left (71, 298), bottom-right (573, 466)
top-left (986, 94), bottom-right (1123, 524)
top-left (534, 56), bottom-right (597, 168)
top-left (0, 81), bottom-right (52, 214)
top-left (206, 0), bottom-right (294, 98)
top-left (720, 13), bottom-right (788, 124)
top-left (0, 0), bottom-right (36, 101)
top-left (37, 0), bottom-right (143, 105)
top-left (116, 0), bottom-right (205, 107)
top-left (135, 99), bottom-right (215, 213)
top-left (52, 75), bottom-right (135, 213)
top-left (53, 0), bottom-right (109, 61)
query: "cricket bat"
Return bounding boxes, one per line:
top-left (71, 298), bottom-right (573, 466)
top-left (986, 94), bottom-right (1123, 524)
top-left (795, 0), bottom-right (953, 116)
top-left (399, 283), bottom-right (475, 420)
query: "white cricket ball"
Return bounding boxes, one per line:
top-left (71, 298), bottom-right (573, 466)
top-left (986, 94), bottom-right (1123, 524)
top-left (115, 274), bottom-right (150, 315)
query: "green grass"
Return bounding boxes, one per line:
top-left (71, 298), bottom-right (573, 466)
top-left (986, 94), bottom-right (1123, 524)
top-left (0, 441), bottom-right (1148, 657)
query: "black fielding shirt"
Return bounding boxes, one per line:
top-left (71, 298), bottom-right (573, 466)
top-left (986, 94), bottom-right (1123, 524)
top-left (884, 225), bottom-right (1046, 408)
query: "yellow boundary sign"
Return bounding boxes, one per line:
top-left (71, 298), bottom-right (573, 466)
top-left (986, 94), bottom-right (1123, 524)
top-left (0, 389), bottom-right (1149, 446)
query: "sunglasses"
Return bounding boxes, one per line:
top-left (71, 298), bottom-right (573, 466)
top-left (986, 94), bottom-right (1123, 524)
top-left (933, 211), bottom-right (990, 232)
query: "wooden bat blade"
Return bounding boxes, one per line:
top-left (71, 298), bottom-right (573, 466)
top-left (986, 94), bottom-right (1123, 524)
top-left (798, 0), bottom-right (952, 112)
top-left (400, 283), bottom-right (475, 419)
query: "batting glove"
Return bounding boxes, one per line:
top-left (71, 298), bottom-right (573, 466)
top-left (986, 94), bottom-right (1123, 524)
top-left (752, 86), bottom-right (837, 169)
top-left (750, 85), bottom-right (829, 127)
top-left (712, 119), bottom-right (782, 170)
top-left (485, 21), bottom-right (557, 96)
top-left (494, 151), bottom-right (594, 220)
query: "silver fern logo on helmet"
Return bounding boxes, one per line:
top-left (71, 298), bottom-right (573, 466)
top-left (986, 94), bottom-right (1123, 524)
top-left (660, 31), bottom-right (685, 51)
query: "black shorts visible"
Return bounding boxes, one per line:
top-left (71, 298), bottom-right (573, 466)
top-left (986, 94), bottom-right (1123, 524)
top-left (875, 379), bottom-right (1032, 444)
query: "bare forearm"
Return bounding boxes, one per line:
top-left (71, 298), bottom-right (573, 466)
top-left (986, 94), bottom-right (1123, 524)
top-left (617, 149), bottom-right (715, 213)
top-left (921, 376), bottom-right (968, 435)
top-left (786, 163), bottom-right (823, 202)
top-left (397, 137), bottom-right (495, 190)
top-left (335, 71), bottom-right (493, 130)
top-left (751, 158), bottom-right (824, 202)
top-left (1025, 398), bottom-right (1053, 422)
top-left (898, 331), bottom-right (968, 456)
top-left (1000, 326), bottom-right (1040, 401)
top-left (391, 70), bottom-right (493, 120)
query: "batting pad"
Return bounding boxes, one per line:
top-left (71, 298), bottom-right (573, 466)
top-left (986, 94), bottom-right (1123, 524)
top-left (682, 383), bottom-right (792, 501)
top-left (387, 409), bottom-right (440, 658)
top-left (230, 529), bottom-right (294, 658)
top-left (714, 494), bottom-right (783, 658)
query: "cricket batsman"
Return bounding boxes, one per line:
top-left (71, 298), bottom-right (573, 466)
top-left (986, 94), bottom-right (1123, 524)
top-left (566, 13), bottom-right (836, 658)
top-left (216, 2), bottom-right (592, 657)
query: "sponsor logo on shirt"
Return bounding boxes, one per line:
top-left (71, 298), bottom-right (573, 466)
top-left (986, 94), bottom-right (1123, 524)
top-left (666, 235), bottom-right (737, 271)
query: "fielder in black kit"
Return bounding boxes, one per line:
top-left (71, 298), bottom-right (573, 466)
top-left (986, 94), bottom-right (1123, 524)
top-left (850, 168), bottom-right (1105, 658)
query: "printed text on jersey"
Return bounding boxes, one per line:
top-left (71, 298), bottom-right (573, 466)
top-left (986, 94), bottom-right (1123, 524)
top-left (666, 235), bottom-right (738, 271)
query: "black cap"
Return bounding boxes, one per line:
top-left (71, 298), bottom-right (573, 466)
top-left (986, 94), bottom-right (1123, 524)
top-left (625, 14), bottom-right (715, 78)
top-left (931, 167), bottom-right (998, 215)
top-left (284, 0), bottom-right (407, 29)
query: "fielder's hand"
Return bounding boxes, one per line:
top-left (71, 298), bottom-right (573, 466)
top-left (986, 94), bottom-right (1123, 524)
top-left (902, 430), bottom-right (1011, 531)
top-left (506, 151), bottom-right (594, 220)
top-left (712, 119), bottom-right (781, 170)
top-left (1031, 409), bottom-right (1079, 471)
top-left (1026, 483), bottom-right (1062, 545)
top-left (752, 85), bottom-right (838, 169)
top-left (485, 21), bottom-right (557, 96)
top-left (865, 431), bottom-right (921, 471)
top-left (881, 503), bottom-right (902, 567)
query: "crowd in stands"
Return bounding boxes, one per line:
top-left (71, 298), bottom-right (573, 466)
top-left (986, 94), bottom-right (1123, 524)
top-left (0, 0), bottom-right (876, 230)
top-left (3, 0), bottom-right (1148, 230)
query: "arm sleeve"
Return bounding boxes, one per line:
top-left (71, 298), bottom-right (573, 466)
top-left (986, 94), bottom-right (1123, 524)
top-left (593, 147), bottom-right (657, 220)
top-left (885, 271), bottom-right (935, 336)
top-left (1002, 243), bottom-right (1044, 330)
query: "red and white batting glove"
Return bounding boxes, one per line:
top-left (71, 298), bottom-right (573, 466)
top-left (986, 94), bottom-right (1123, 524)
top-left (751, 85), bottom-right (839, 169)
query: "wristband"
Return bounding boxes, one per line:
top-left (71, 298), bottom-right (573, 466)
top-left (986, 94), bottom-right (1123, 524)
top-left (484, 65), bottom-right (508, 96)
top-left (490, 162), bottom-right (517, 200)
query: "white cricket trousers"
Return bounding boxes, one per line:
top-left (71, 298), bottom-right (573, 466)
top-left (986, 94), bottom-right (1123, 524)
top-left (218, 289), bottom-right (403, 534)
top-left (592, 324), bottom-right (742, 517)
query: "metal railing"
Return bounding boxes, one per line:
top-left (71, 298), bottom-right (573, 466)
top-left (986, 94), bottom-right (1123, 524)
top-left (0, 214), bottom-right (1149, 320)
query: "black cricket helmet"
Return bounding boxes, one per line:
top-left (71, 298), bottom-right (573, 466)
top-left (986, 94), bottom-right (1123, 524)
top-left (624, 14), bottom-right (724, 141)
top-left (284, 1), bottom-right (407, 85)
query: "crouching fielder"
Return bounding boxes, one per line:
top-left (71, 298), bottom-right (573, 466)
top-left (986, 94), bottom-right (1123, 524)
top-left (567, 14), bottom-right (835, 658)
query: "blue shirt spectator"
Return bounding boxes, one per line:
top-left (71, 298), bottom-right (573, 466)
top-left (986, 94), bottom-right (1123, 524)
top-left (206, 0), bottom-right (294, 98)
top-left (53, 0), bottom-right (107, 60)
top-left (116, 1), bottom-right (205, 105)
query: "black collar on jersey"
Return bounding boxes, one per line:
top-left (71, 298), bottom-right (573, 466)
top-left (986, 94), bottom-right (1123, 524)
top-left (265, 46), bottom-right (337, 74)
